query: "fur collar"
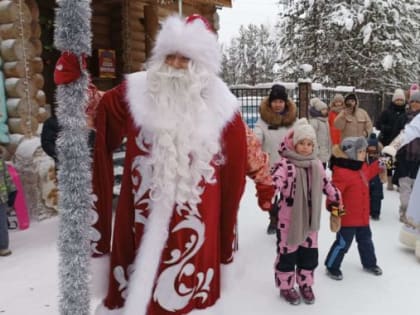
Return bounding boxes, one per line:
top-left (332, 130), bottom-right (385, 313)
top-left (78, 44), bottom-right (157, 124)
top-left (125, 71), bottom-right (239, 132)
top-left (259, 97), bottom-right (297, 128)
top-left (330, 145), bottom-right (363, 170)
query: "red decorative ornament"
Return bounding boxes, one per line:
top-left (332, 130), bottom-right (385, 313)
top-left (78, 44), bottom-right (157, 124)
top-left (54, 52), bottom-right (87, 85)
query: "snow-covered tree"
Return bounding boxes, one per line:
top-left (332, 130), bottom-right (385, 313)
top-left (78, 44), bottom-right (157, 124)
top-left (333, 0), bottom-right (420, 89)
top-left (276, 0), bottom-right (334, 84)
top-left (277, 0), bottom-right (420, 90)
top-left (221, 24), bottom-right (279, 85)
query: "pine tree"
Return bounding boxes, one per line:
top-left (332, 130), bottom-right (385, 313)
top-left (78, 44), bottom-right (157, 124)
top-left (277, 0), bottom-right (420, 90)
top-left (346, 0), bottom-right (420, 89)
top-left (221, 24), bottom-right (279, 85)
top-left (276, 0), bottom-right (333, 84)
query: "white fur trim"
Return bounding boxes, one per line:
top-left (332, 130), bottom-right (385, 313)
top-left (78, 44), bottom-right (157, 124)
top-left (125, 71), bottom-right (239, 134)
top-left (123, 196), bottom-right (175, 315)
top-left (149, 15), bottom-right (221, 74)
top-left (95, 302), bottom-right (123, 315)
top-left (401, 114), bottom-right (420, 147)
top-left (382, 145), bottom-right (397, 158)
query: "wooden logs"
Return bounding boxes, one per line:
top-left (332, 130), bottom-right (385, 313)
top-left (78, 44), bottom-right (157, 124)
top-left (7, 98), bottom-right (39, 118)
top-left (29, 38), bottom-right (42, 56)
top-left (32, 73), bottom-right (44, 89)
top-left (5, 77), bottom-right (37, 98)
top-left (35, 90), bottom-right (46, 106)
top-left (25, 0), bottom-right (40, 22)
top-left (7, 133), bottom-right (24, 155)
top-left (3, 59), bottom-right (43, 77)
top-left (30, 21), bottom-right (41, 38)
top-left (8, 115), bottom-right (38, 135)
top-left (0, 1), bottom-right (32, 24)
top-left (1, 0), bottom-right (46, 138)
top-left (1, 39), bottom-right (36, 61)
top-left (37, 106), bottom-right (48, 123)
top-left (0, 21), bottom-right (31, 39)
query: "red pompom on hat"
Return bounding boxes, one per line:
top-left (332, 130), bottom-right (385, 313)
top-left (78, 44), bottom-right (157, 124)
top-left (54, 52), bottom-right (87, 85)
top-left (185, 14), bottom-right (214, 33)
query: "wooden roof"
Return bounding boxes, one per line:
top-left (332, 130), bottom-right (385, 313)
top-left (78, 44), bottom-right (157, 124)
top-left (155, 0), bottom-right (232, 7)
top-left (182, 0), bottom-right (232, 7)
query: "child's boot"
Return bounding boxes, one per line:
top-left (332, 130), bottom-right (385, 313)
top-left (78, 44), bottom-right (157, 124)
top-left (280, 288), bottom-right (301, 305)
top-left (363, 265), bottom-right (383, 276)
top-left (299, 285), bottom-right (315, 304)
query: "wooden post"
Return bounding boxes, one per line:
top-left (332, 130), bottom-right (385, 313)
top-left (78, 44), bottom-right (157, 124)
top-left (298, 80), bottom-right (311, 118)
top-left (144, 4), bottom-right (159, 59)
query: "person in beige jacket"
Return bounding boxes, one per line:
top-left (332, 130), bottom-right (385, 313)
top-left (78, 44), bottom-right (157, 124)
top-left (309, 98), bottom-right (331, 168)
top-left (334, 93), bottom-right (372, 141)
top-left (254, 84), bottom-right (297, 234)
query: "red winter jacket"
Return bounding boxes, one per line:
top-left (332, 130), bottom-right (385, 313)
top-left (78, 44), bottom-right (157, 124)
top-left (331, 148), bottom-right (380, 227)
top-left (328, 110), bottom-right (342, 145)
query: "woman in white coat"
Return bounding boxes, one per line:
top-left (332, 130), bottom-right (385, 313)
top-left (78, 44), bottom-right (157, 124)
top-left (254, 84), bottom-right (297, 234)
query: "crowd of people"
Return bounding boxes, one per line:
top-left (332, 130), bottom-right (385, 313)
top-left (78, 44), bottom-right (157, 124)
top-left (1, 13), bottom-right (419, 315)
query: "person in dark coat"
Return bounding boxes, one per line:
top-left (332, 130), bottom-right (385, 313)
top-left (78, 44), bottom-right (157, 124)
top-left (41, 114), bottom-right (96, 164)
top-left (375, 88), bottom-right (407, 190)
top-left (392, 91), bottom-right (420, 223)
top-left (41, 115), bottom-right (60, 163)
top-left (366, 134), bottom-right (384, 220)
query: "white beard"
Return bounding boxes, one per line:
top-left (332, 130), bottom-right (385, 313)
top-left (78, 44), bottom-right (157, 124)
top-left (140, 62), bottom-right (222, 211)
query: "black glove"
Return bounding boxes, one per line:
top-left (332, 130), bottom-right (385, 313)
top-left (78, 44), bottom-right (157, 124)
top-left (7, 190), bottom-right (17, 207)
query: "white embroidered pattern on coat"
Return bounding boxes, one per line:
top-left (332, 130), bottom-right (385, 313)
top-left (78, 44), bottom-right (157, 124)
top-left (113, 263), bottom-right (135, 300)
top-left (128, 133), bottom-right (215, 312)
top-left (153, 204), bottom-right (214, 311)
top-left (88, 193), bottom-right (103, 255)
top-left (132, 136), bottom-right (152, 225)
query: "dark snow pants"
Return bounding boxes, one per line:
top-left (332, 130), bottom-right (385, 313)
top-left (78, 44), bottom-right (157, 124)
top-left (325, 226), bottom-right (377, 271)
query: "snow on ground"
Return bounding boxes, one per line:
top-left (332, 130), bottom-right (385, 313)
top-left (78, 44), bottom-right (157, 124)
top-left (1, 178), bottom-right (419, 315)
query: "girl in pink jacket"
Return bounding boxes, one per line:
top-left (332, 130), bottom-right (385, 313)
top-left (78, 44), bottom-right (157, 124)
top-left (271, 119), bottom-right (342, 305)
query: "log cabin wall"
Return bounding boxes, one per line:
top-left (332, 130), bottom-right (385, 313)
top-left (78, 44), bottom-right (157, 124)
top-left (91, 0), bottom-right (123, 91)
top-left (124, 0), bottom-right (218, 71)
top-left (0, 0), bottom-right (49, 153)
top-left (0, 0), bottom-right (223, 148)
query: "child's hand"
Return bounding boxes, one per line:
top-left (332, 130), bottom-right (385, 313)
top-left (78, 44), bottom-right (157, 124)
top-left (256, 184), bottom-right (275, 211)
top-left (328, 202), bottom-right (346, 217)
top-left (378, 155), bottom-right (392, 170)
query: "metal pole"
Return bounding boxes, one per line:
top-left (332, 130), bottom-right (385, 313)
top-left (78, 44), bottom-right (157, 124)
top-left (178, 0), bottom-right (182, 16)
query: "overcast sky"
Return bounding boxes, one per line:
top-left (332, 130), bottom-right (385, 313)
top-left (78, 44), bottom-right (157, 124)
top-left (217, 0), bottom-right (279, 44)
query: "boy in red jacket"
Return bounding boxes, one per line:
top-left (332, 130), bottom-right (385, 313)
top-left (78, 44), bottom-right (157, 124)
top-left (325, 136), bottom-right (385, 280)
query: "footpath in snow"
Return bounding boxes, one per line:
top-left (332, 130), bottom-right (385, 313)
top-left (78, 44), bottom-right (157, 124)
top-left (0, 179), bottom-right (419, 315)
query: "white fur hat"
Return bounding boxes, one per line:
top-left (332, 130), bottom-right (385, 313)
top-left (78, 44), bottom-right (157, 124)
top-left (392, 88), bottom-right (406, 102)
top-left (293, 118), bottom-right (317, 145)
top-left (148, 15), bottom-right (221, 74)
